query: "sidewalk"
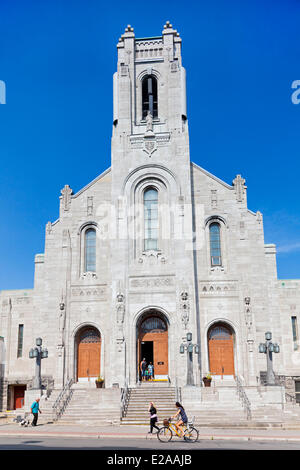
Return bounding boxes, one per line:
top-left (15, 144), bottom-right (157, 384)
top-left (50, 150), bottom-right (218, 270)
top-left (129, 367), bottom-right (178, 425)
top-left (1, 422), bottom-right (300, 443)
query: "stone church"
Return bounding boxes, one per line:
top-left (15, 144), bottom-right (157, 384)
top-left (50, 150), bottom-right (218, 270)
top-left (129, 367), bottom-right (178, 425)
top-left (1, 22), bottom-right (300, 414)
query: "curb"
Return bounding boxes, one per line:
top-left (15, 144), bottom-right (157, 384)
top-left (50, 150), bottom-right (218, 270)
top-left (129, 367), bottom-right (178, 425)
top-left (1, 429), bottom-right (300, 442)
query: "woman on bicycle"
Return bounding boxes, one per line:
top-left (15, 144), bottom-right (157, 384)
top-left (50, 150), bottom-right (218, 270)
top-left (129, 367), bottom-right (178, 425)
top-left (172, 402), bottom-right (188, 432)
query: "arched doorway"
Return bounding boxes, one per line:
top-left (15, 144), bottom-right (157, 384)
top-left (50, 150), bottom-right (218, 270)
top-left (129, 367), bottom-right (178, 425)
top-left (76, 326), bottom-right (101, 382)
top-left (137, 313), bottom-right (168, 381)
top-left (208, 323), bottom-right (235, 376)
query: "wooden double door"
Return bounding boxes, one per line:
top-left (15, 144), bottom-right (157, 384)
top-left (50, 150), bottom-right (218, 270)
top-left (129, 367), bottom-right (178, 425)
top-left (77, 327), bottom-right (101, 380)
top-left (138, 316), bottom-right (168, 378)
top-left (208, 324), bottom-right (235, 376)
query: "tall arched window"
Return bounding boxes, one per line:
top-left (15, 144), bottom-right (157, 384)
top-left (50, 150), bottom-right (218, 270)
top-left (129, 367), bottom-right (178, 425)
top-left (142, 75), bottom-right (158, 119)
top-left (85, 228), bottom-right (96, 272)
top-left (209, 223), bottom-right (222, 266)
top-left (144, 188), bottom-right (158, 251)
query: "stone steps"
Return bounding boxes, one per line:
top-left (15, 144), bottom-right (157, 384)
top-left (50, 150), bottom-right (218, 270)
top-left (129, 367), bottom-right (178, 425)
top-left (55, 387), bottom-right (120, 425)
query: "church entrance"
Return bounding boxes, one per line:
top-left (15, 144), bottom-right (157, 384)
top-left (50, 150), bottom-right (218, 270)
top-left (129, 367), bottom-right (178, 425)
top-left (137, 313), bottom-right (168, 381)
top-left (76, 327), bottom-right (101, 382)
top-left (208, 323), bottom-right (235, 376)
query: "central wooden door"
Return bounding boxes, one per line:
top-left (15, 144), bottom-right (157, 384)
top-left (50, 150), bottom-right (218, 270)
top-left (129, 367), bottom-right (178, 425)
top-left (208, 324), bottom-right (235, 376)
top-left (77, 328), bottom-right (101, 380)
top-left (138, 316), bottom-right (168, 378)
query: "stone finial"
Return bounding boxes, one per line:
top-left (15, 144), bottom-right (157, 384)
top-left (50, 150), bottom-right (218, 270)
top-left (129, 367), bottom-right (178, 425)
top-left (125, 24), bottom-right (134, 33)
top-left (232, 174), bottom-right (246, 203)
top-left (163, 21), bottom-right (179, 36)
top-left (164, 21), bottom-right (173, 29)
top-left (60, 184), bottom-right (73, 211)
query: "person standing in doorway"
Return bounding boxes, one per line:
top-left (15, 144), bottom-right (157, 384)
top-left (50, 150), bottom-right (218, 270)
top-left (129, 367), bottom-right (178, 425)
top-left (148, 362), bottom-right (154, 381)
top-left (148, 402), bottom-right (159, 434)
top-left (31, 398), bottom-right (42, 426)
top-left (140, 358), bottom-right (147, 382)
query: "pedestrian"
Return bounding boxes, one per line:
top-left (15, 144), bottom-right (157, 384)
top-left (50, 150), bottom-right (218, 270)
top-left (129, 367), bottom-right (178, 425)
top-left (140, 358), bottom-right (147, 382)
top-left (148, 362), bottom-right (154, 381)
top-left (148, 402), bottom-right (159, 434)
top-left (172, 402), bottom-right (188, 433)
top-left (31, 398), bottom-right (42, 426)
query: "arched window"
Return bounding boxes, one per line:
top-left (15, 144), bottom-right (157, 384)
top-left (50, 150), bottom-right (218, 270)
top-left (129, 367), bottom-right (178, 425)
top-left (140, 316), bottom-right (167, 333)
top-left (84, 228), bottom-right (96, 272)
top-left (144, 187), bottom-right (158, 251)
top-left (142, 75), bottom-right (158, 119)
top-left (209, 223), bottom-right (222, 266)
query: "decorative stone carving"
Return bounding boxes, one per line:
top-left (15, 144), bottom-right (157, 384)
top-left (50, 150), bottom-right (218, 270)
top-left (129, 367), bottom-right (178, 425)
top-left (211, 190), bottom-right (217, 209)
top-left (71, 286), bottom-right (106, 300)
top-left (116, 292), bottom-right (125, 325)
top-left (146, 111), bottom-right (153, 132)
top-left (138, 250), bottom-right (167, 265)
top-left (232, 174), bottom-right (246, 203)
top-left (256, 211), bottom-right (262, 224)
top-left (143, 138), bottom-right (157, 156)
top-left (60, 185), bottom-right (73, 211)
top-left (87, 196), bottom-right (93, 216)
top-left (200, 281), bottom-right (237, 295)
top-left (62, 229), bottom-right (70, 248)
top-left (80, 272), bottom-right (98, 280)
top-left (130, 276), bottom-right (174, 291)
top-left (129, 132), bottom-right (170, 151)
top-left (115, 285), bottom-right (125, 351)
top-left (46, 221), bottom-right (52, 234)
top-left (58, 293), bottom-right (66, 347)
top-left (180, 288), bottom-right (190, 329)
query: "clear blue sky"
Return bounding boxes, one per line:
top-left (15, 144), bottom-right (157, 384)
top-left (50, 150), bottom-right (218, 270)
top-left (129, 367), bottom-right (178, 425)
top-left (0, 0), bottom-right (299, 290)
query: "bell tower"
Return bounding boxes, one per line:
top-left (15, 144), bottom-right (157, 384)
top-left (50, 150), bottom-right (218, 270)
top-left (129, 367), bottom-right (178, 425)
top-left (111, 21), bottom-right (189, 168)
top-left (109, 23), bottom-right (199, 388)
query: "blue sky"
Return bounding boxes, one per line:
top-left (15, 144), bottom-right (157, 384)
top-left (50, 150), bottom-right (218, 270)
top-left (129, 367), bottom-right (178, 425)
top-left (0, 0), bottom-right (299, 289)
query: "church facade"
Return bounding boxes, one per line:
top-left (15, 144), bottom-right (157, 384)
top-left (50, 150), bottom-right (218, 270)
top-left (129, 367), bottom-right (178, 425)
top-left (1, 22), bottom-right (300, 411)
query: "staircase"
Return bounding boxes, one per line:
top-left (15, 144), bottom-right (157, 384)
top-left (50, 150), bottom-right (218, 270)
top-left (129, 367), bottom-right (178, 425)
top-left (53, 383), bottom-right (120, 425)
top-left (121, 383), bottom-right (178, 426)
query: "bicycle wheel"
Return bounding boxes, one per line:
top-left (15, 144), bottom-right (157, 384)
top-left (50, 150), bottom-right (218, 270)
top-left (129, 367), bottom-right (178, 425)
top-left (157, 426), bottom-right (173, 442)
top-left (183, 426), bottom-right (199, 442)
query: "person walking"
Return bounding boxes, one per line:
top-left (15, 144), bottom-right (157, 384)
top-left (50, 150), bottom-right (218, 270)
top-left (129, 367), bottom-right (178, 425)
top-left (172, 401), bottom-right (188, 434)
top-left (31, 398), bottom-right (42, 426)
top-left (148, 402), bottom-right (159, 434)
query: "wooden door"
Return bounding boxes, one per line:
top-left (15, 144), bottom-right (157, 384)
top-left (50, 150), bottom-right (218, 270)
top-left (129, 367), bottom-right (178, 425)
top-left (153, 333), bottom-right (168, 375)
top-left (14, 386), bottom-right (26, 409)
top-left (138, 316), bottom-right (168, 378)
top-left (77, 328), bottom-right (101, 379)
top-left (208, 325), bottom-right (234, 375)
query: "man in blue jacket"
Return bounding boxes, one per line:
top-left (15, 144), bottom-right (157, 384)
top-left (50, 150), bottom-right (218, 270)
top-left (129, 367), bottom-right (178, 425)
top-left (31, 398), bottom-right (42, 426)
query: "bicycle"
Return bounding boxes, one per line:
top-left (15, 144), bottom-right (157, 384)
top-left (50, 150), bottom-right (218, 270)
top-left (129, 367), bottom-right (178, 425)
top-left (157, 417), bottom-right (199, 443)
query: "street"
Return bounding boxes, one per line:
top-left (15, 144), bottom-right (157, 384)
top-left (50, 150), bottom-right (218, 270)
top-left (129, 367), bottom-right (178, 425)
top-left (0, 435), bottom-right (300, 450)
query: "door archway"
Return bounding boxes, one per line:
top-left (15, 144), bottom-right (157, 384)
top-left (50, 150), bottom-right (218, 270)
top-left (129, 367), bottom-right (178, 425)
top-left (208, 322), bottom-right (235, 376)
top-left (76, 326), bottom-right (101, 381)
top-left (137, 312), bottom-right (168, 381)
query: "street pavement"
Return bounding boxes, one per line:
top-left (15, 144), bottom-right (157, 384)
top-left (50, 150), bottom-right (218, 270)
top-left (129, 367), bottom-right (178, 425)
top-left (1, 422), bottom-right (300, 443)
